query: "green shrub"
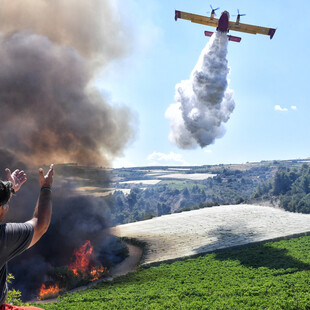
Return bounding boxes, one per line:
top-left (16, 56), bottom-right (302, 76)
top-left (7, 273), bottom-right (29, 306)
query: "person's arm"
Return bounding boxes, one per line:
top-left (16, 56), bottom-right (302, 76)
top-left (26, 164), bottom-right (54, 248)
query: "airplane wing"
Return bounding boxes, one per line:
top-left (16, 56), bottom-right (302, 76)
top-left (175, 10), bottom-right (276, 40)
top-left (229, 21), bottom-right (276, 39)
top-left (175, 10), bottom-right (219, 28)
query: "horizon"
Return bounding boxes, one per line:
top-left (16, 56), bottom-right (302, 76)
top-left (53, 156), bottom-right (310, 170)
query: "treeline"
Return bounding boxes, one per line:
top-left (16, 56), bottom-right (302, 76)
top-left (254, 163), bottom-right (310, 213)
top-left (106, 185), bottom-right (208, 224)
top-left (106, 165), bottom-right (275, 225)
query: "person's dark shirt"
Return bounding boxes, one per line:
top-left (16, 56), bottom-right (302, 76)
top-left (0, 223), bottom-right (34, 305)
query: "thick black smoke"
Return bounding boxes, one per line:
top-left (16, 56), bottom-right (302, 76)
top-left (0, 31), bottom-right (135, 167)
top-left (4, 167), bottom-right (122, 299)
top-left (0, 0), bottom-right (136, 167)
top-left (0, 0), bottom-right (136, 300)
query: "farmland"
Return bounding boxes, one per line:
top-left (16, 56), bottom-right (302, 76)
top-left (33, 235), bottom-right (310, 309)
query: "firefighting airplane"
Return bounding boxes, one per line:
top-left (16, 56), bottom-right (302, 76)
top-left (174, 6), bottom-right (276, 42)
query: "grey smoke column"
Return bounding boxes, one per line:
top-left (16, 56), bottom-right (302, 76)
top-left (0, 0), bottom-right (136, 167)
top-left (0, 0), bottom-right (136, 300)
top-left (0, 0), bottom-right (131, 62)
top-left (166, 32), bottom-right (235, 149)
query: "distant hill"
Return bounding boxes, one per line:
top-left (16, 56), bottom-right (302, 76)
top-left (53, 158), bottom-right (310, 225)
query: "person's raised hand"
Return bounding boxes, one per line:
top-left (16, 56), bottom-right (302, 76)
top-left (39, 164), bottom-right (54, 188)
top-left (5, 168), bottom-right (27, 193)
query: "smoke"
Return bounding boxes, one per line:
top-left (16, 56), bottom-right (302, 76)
top-left (5, 166), bottom-right (122, 299)
top-left (0, 0), bottom-right (131, 62)
top-left (0, 0), bottom-right (136, 167)
top-left (166, 32), bottom-right (235, 149)
top-left (0, 0), bottom-right (136, 300)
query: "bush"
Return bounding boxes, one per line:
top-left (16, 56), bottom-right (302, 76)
top-left (7, 273), bottom-right (28, 306)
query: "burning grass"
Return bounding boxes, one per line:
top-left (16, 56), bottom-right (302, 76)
top-left (38, 240), bottom-right (108, 300)
top-left (38, 284), bottom-right (60, 301)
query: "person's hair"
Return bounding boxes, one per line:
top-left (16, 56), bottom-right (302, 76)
top-left (0, 181), bottom-right (13, 206)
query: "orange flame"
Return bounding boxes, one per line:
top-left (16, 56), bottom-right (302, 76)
top-left (38, 283), bottom-right (60, 300)
top-left (90, 266), bottom-right (107, 281)
top-left (68, 240), bottom-right (106, 280)
top-left (68, 240), bottom-right (93, 275)
top-left (38, 240), bottom-right (106, 300)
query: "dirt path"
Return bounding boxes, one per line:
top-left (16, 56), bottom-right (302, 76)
top-left (108, 244), bottom-right (143, 278)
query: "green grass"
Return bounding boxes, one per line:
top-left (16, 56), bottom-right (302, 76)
top-left (33, 236), bottom-right (310, 309)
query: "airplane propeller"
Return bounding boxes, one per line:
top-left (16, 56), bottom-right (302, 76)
top-left (208, 5), bottom-right (220, 16)
top-left (233, 9), bottom-right (246, 19)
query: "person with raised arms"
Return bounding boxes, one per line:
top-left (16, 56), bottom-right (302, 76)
top-left (0, 165), bottom-right (54, 310)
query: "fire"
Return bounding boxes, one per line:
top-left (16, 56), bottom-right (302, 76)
top-left (68, 240), bottom-right (106, 280)
top-left (68, 240), bottom-right (93, 275)
top-left (38, 240), bottom-right (106, 300)
top-left (90, 266), bottom-right (107, 281)
top-left (38, 284), bottom-right (60, 300)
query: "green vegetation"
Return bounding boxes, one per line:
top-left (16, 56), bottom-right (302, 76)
top-left (109, 164), bottom-right (278, 225)
top-left (32, 236), bottom-right (310, 309)
top-left (254, 163), bottom-right (310, 213)
top-left (7, 273), bottom-right (29, 306)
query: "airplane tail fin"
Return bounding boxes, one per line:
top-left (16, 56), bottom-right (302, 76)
top-left (205, 31), bottom-right (241, 43)
top-left (227, 35), bottom-right (241, 42)
top-left (204, 31), bottom-right (214, 37)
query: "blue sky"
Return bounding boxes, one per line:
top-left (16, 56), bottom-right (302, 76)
top-left (98, 0), bottom-right (310, 168)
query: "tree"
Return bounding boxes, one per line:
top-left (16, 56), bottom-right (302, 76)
top-left (272, 170), bottom-right (291, 195)
top-left (296, 193), bottom-right (310, 213)
top-left (301, 176), bottom-right (310, 194)
top-left (182, 187), bottom-right (190, 198)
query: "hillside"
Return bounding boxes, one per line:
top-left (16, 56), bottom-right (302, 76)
top-left (33, 235), bottom-right (310, 309)
top-left (55, 158), bottom-right (310, 225)
top-left (112, 204), bottom-right (310, 265)
top-left (18, 159), bottom-right (310, 308)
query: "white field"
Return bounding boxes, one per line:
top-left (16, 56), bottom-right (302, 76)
top-left (155, 173), bottom-right (216, 180)
top-left (111, 205), bottom-right (310, 265)
top-left (114, 189), bottom-right (131, 195)
top-left (145, 173), bottom-right (168, 177)
top-left (119, 180), bottom-right (161, 185)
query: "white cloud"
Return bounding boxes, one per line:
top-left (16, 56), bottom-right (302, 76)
top-left (147, 152), bottom-right (188, 166)
top-left (204, 149), bottom-right (212, 153)
top-left (274, 105), bottom-right (288, 112)
top-left (274, 105), bottom-right (297, 112)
